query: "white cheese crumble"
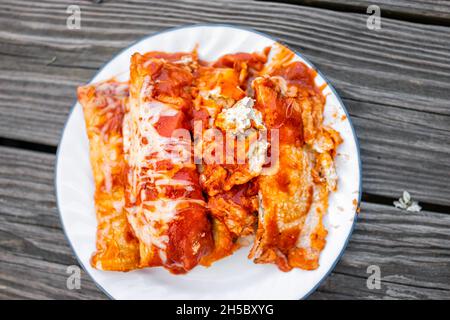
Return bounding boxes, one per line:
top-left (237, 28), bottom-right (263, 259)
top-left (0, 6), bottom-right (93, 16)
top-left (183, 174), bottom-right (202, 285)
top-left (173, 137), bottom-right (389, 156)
top-left (216, 97), bottom-right (265, 135)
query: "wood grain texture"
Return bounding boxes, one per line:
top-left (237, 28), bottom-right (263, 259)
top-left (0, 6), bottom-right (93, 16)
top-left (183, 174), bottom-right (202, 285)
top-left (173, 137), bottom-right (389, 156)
top-left (283, 0), bottom-right (450, 24)
top-left (0, 0), bottom-right (449, 207)
top-left (310, 201), bottom-right (450, 300)
top-left (0, 146), bottom-right (449, 299)
top-left (346, 100), bottom-right (450, 207)
top-left (0, 0), bottom-right (449, 300)
top-left (0, 147), bottom-right (106, 299)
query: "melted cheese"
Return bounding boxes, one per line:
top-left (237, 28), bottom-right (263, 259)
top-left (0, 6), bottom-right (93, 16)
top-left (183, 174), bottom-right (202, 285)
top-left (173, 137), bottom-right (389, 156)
top-left (79, 80), bottom-right (140, 271)
top-left (125, 72), bottom-right (204, 264)
top-left (127, 198), bottom-right (205, 259)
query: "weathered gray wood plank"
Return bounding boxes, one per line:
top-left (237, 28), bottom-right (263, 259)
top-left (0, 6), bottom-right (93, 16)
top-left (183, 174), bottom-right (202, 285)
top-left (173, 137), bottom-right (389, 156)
top-left (346, 100), bottom-right (450, 207)
top-left (285, 0), bottom-right (450, 24)
top-left (0, 144), bottom-right (59, 229)
top-left (0, 146), bottom-right (106, 299)
top-left (0, 54), bottom-right (92, 146)
top-left (0, 0), bottom-right (449, 112)
top-left (0, 0), bottom-right (450, 206)
top-left (0, 228), bottom-right (106, 300)
top-left (310, 201), bottom-right (450, 300)
top-left (0, 146), bottom-right (449, 299)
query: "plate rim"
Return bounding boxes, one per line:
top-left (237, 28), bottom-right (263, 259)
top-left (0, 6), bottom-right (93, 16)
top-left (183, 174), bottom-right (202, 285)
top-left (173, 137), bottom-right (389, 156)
top-left (54, 23), bottom-right (362, 300)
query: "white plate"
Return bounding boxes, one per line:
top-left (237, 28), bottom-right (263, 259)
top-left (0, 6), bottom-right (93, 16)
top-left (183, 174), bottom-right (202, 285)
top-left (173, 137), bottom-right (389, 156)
top-left (55, 24), bottom-right (361, 300)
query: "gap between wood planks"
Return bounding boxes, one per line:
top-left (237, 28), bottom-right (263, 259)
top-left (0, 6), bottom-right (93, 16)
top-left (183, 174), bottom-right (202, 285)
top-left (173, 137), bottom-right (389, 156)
top-left (1, 136), bottom-right (449, 215)
top-left (362, 193), bottom-right (450, 216)
top-left (0, 137), bottom-right (57, 154)
top-left (257, 0), bottom-right (450, 27)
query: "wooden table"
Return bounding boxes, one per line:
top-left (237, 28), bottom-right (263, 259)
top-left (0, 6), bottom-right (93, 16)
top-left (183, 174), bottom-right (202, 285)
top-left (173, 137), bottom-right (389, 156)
top-left (1, 0), bottom-right (449, 300)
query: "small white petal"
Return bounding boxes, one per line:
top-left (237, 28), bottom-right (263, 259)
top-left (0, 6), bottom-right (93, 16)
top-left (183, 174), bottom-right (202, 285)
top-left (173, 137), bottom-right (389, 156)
top-left (394, 191), bottom-right (421, 212)
top-left (403, 191), bottom-right (411, 204)
top-left (394, 201), bottom-right (405, 209)
top-left (407, 202), bottom-right (422, 212)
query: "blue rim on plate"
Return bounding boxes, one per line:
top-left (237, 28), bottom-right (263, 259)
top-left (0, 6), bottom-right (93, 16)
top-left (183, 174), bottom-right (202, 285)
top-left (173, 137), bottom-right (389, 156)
top-left (55, 23), bottom-right (362, 300)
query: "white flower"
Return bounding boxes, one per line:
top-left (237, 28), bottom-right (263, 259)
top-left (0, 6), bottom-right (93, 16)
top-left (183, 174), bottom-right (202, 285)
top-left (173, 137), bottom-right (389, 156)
top-left (393, 191), bottom-right (421, 212)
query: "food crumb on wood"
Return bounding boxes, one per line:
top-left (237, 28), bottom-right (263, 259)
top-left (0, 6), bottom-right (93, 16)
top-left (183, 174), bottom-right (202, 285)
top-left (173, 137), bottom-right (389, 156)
top-left (393, 191), bottom-right (422, 212)
top-left (46, 56), bottom-right (56, 66)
